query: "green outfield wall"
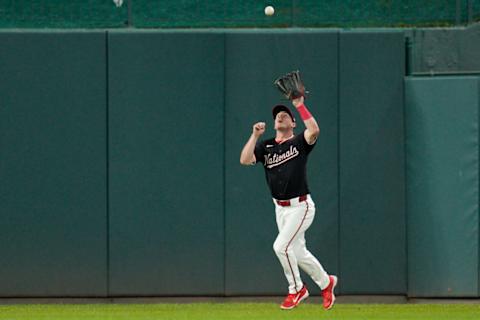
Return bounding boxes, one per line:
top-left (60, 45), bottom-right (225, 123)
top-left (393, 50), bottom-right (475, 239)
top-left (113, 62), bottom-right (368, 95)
top-left (0, 29), bottom-right (478, 298)
top-left (107, 32), bottom-right (226, 296)
top-left (406, 77), bottom-right (480, 297)
top-left (339, 31), bottom-right (406, 294)
top-left (0, 32), bottom-right (108, 296)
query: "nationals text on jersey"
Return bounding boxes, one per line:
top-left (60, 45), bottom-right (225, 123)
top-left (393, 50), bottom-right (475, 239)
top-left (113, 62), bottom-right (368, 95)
top-left (264, 145), bottom-right (299, 168)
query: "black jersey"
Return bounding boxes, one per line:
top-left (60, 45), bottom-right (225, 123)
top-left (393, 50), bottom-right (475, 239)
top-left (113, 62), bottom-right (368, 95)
top-left (254, 131), bottom-right (316, 200)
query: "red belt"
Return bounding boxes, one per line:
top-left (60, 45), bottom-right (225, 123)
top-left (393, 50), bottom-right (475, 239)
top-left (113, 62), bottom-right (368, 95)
top-left (276, 195), bottom-right (308, 207)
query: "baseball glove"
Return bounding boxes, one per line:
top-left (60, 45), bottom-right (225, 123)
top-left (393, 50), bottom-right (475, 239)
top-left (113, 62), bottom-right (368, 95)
top-left (274, 70), bottom-right (306, 100)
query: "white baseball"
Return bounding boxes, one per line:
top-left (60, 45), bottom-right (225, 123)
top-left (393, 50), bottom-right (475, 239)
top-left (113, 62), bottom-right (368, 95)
top-left (264, 6), bottom-right (275, 16)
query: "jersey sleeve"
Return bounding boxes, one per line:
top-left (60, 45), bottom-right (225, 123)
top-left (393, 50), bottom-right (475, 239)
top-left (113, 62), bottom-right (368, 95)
top-left (300, 130), bottom-right (317, 154)
top-left (253, 141), bottom-right (266, 165)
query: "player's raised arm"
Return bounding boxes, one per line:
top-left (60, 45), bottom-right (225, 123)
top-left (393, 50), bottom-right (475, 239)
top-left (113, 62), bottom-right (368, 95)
top-left (292, 96), bottom-right (319, 145)
top-left (240, 122), bottom-right (265, 165)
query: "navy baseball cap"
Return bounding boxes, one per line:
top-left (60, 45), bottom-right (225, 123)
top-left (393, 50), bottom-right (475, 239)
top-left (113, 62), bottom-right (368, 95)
top-left (272, 104), bottom-right (295, 122)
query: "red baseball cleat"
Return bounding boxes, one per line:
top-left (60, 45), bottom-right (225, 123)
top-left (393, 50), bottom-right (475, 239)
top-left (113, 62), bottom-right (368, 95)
top-left (280, 285), bottom-right (309, 310)
top-left (322, 275), bottom-right (338, 310)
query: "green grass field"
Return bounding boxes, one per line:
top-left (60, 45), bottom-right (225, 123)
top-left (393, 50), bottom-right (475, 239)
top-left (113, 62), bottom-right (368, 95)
top-left (0, 303), bottom-right (479, 320)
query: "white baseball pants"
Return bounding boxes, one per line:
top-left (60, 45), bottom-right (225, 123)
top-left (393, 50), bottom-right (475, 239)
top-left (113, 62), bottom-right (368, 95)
top-left (273, 194), bottom-right (330, 294)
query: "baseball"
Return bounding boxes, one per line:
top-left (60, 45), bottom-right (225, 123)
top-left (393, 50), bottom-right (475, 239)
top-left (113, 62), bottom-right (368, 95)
top-left (264, 6), bottom-right (275, 16)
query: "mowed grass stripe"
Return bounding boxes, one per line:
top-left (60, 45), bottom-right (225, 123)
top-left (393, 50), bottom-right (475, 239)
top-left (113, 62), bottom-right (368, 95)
top-left (0, 303), bottom-right (479, 320)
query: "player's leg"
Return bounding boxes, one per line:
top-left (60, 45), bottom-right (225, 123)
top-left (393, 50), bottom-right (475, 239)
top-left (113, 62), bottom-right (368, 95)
top-left (290, 199), bottom-right (330, 289)
top-left (293, 235), bottom-right (330, 290)
top-left (292, 197), bottom-right (337, 310)
top-left (273, 201), bottom-right (314, 294)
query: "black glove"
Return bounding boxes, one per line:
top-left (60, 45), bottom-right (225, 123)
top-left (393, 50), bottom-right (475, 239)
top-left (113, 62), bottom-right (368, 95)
top-left (274, 70), bottom-right (306, 100)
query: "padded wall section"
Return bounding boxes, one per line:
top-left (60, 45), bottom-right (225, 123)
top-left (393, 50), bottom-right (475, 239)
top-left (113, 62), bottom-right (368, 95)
top-left (225, 31), bottom-right (339, 295)
top-left (339, 31), bottom-right (406, 294)
top-left (108, 32), bottom-right (225, 295)
top-left (406, 76), bottom-right (479, 297)
top-left (0, 32), bottom-right (107, 296)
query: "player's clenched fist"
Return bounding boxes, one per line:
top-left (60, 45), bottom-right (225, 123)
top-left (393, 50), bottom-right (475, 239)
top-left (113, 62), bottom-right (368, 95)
top-left (253, 122), bottom-right (266, 137)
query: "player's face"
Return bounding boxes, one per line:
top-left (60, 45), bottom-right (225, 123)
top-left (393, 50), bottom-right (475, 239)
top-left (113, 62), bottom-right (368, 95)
top-left (274, 111), bottom-right (295, 131)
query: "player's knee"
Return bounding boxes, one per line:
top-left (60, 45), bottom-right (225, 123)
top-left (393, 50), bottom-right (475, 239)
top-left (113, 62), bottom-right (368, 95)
top-left (273, 240), bottom-right (288, 255)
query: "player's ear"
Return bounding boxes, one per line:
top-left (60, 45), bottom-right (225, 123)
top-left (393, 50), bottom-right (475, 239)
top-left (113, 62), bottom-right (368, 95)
top-left (292, 121), bottom-right (296, 128)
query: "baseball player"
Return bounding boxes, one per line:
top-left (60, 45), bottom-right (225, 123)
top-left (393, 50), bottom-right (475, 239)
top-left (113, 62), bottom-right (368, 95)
top-left (239, 95), bottom-right (337, 310)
